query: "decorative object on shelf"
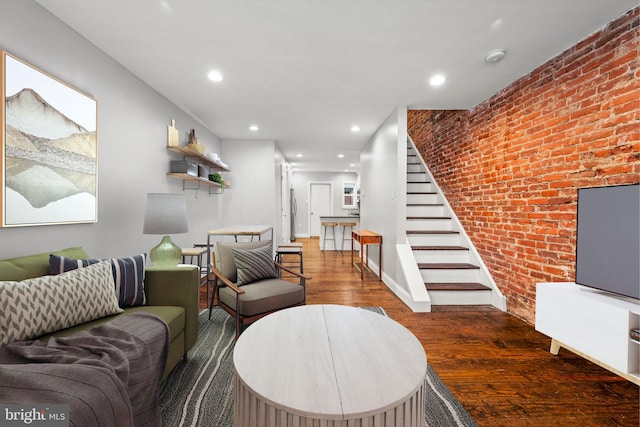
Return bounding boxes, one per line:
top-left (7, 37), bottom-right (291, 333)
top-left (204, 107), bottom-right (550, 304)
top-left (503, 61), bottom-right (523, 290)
top-left (209, 173), bottom-right (224, 192)
top-left (0, 51), bottom-right (97, 227)
top-left (188, 128), bottom-right (198, 144)
top-left (187, 129), bottom-right (206, 154)
top-left (168, 119), bottom-right (179, 147)
top-left (209, 173), bottom-right (223, 183)
top-left (143, 193), bottom-right (188, 267)
top-left (170, 161), bottom-right (188, 173)
top-left (166, 141), bottom-right (230, 194)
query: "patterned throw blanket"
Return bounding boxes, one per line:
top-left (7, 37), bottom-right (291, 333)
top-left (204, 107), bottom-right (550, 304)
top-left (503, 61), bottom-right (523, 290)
top-left (0, 312), bottom-right (169, 427)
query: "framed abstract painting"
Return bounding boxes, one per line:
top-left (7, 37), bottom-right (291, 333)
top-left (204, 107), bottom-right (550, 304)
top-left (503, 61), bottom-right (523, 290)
top-left (0, 51), bottom-right (97, 227)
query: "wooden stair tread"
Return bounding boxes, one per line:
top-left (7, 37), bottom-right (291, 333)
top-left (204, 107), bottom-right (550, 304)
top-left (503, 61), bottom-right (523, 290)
top-left (407, 192), bottom-right (437, 195)
top-left (407, 203), bottom-right (443, 207)
top-left (425, 282), bottom-right (491, 291)
top-left (407, 216), bottom-right (451, 219)
top-left (407, 230), bottom-right (459, 234)
top-left (411, 245), bottom-right (468, 250)
top-left (418, 262), bottom-right (480, 269)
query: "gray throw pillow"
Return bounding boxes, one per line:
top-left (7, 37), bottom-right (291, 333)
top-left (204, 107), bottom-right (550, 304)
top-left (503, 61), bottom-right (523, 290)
top-left (232, 245), bottom-right (277, 286)
top-left (215, 240), bottom-right (271, 283)
top-left (0, 261), bottom-right (123, 346)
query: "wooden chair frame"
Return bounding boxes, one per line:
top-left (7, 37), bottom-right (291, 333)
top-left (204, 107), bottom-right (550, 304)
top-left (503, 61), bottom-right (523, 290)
top-left (208, 251), bottom-right (309, 337)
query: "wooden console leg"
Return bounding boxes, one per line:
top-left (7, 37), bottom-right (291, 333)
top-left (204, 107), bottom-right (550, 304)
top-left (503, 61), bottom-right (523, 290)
top-left (550, 339), bottom-right (561, 355)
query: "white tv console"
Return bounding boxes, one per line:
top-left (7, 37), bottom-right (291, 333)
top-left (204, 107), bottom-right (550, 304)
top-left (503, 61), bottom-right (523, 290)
top-left (536, 282), bottom-right (640, 386)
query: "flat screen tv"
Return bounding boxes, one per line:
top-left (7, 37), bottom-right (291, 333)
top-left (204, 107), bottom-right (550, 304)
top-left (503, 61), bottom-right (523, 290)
top-left (575, 183), bottom-right (639, 300)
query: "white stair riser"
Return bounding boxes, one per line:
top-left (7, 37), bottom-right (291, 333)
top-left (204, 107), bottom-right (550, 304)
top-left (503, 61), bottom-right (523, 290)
top-left (407, 193), bottom-right (439, 204)
top-left (406, 218), bottom-right (452, 230)
top-left (407, 182), bottom-right (433, 193)
top-left (407, 163), bottom-right (423, 173)
top-left (406, 205), bottom-right (444, 217)
top-left (412, 250), bottom-right (472, 264)
top-left (407, 173), bottom-right (429, 183)
top-left (407, 141), bottom-right (501, 308)
top-left (408, 233), bottom-right (461, 246)
top-left (429, 290), bottom-right (493, 305)
top-left (420, 268), bottom-right (482, 282)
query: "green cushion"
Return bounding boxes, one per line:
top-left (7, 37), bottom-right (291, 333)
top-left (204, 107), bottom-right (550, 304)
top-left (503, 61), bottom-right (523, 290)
top-left (37, 306), bottom-right (185, 344)
top-left (0, 247), bottom-right (90, 281)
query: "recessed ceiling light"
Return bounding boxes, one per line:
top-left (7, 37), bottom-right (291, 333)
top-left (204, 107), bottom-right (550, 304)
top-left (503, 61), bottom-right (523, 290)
top-left (338, 154), bottom-right (344, 158)
top-left (429, 74), bottom-right (446, 87)
top-left (249, 125), bottom-right (259, 131)
top-left (485, 49), bottom-right (506, 64)
top-left (349, 163), bottom-right (356, 167)
top-left (207, 70), bottom-right (224, 82)
top-left (489, 18), bottom-right (503, 32)
top-left (351, 125), bottom-right (360, 132)
top-left (296, 154), bottom-right (303, 158)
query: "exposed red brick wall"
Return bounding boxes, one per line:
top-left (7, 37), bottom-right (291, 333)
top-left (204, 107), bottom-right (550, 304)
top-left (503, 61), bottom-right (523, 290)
top-left (408, 7), bottom-right (639, 324)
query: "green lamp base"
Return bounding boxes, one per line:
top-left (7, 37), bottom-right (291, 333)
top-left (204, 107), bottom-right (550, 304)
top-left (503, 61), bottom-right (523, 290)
top-left (149, 235), bottom-right (181, 267)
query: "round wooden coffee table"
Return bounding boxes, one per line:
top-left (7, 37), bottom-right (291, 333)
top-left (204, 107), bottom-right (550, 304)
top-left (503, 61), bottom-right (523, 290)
top-left (233, 304), bottom-right (427, 426)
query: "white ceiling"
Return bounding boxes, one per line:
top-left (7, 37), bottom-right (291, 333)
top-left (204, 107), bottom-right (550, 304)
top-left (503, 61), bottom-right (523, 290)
top-left (35, 0), bottom-right (637, 172)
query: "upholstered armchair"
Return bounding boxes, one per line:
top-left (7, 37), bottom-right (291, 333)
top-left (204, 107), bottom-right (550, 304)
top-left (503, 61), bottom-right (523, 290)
top-left (208, 240), bottom-right (308, 337)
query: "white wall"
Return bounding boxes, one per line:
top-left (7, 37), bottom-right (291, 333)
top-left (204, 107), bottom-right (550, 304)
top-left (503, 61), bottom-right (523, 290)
top-left (0, 1), bottom-right (225, 259)
top-left (290, 171), bottom-right (359, 237)
top-left (220, 139), bottom-right (279, 243)
top-left (359, 106), bottom-right (407, 285)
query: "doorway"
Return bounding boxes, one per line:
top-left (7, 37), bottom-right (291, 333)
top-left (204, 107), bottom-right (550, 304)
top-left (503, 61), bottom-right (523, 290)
top-left (309, 183), bottom-right (332, 237)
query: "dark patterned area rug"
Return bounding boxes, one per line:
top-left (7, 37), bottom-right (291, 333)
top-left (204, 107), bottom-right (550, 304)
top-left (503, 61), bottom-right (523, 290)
top-left (159, 308), bottom-right (477, 426)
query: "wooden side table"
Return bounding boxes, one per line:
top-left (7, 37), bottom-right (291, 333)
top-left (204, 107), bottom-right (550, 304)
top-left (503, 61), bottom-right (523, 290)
top-left (351, 229), bottom-right (382, 280)
top-left (181, 247), bottom-right (207, 286)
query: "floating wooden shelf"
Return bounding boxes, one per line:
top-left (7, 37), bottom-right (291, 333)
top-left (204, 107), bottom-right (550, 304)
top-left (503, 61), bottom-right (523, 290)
top-left (167, 173), bottom-right (230, 190)
top-left (167, 145), bottom-right (230, 172)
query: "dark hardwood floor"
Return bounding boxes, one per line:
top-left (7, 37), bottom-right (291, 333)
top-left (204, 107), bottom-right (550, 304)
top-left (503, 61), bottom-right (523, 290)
top-left (200, 237), bottom-right (639, 427)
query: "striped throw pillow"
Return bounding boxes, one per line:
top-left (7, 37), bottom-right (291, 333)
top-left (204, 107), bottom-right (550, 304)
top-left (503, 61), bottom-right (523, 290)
top-left (232, 245), bottom-right (277, 286)
top-left (49, 254), bottom-right (146, 307)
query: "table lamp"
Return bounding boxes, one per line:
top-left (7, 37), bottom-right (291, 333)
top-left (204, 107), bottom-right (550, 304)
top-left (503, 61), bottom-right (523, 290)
top-left (143, 193), bottom-right (188, 267)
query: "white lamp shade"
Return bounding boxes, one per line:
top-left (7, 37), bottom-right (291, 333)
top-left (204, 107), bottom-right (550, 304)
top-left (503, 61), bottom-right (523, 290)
top-left (143, 193), bottom-right (188, 235)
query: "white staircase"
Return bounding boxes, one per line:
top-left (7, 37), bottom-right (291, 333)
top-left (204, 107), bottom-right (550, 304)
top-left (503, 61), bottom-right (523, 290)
top-left (406, 140), bottom-right (503, 307)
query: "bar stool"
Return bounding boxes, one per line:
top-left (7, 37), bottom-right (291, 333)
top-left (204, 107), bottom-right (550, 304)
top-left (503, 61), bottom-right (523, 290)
top-left (275, 244), bottom-right (304, 278)
top-left (181, 247), bottom-right (208, 286)
top-left (321, 222), bottom-right (338, 251)
top-left (339, 221), bottom-right (357, 251)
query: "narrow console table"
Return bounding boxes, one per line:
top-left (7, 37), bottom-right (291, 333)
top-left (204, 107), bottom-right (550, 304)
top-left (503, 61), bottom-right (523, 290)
top-left (351, 229), bottom-right (382, 280)
top-left (233, 305), bottom-right (427, 426)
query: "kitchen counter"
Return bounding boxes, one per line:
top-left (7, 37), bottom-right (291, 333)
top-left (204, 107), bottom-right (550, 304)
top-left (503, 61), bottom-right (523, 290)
top-left (319, 216), bottom-right (360, 251)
